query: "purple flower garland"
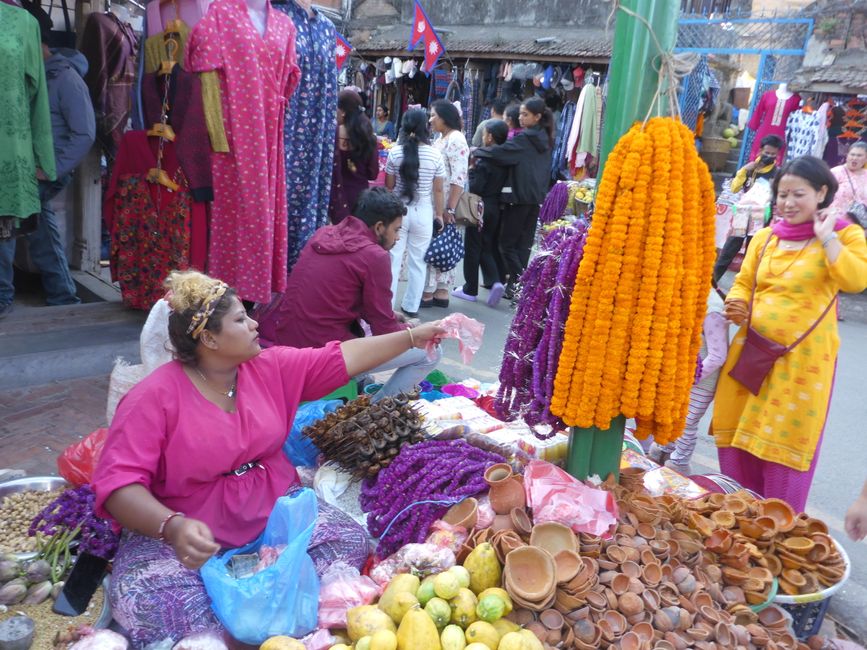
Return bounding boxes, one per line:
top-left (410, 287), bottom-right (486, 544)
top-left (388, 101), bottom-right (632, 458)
top-left (495, 221), bottom-right (588, 433)
top-left (539, 182), bottom-right (570, 225)
top-left (360, 439), bottom-right (503, 556)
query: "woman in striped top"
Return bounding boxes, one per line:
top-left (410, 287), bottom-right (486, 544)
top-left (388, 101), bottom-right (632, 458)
top-left (386, 109), bottom-right (446, 316)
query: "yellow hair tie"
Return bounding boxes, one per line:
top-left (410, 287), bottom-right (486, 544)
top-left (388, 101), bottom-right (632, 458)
top-left (186, 283), bottom-right (229, 339)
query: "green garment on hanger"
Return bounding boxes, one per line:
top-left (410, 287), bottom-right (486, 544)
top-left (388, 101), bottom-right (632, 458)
top-left (0, 4), bottom-right (57, 220)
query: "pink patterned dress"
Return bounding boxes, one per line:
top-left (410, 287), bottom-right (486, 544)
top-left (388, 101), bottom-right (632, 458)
top-left (185, 0), bottom-right (300, 303)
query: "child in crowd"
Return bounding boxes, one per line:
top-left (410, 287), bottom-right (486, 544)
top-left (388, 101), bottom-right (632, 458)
top-left (650, 287), bottom-right (729, 474)
top-left (453, 119), bottom-right (509, 307)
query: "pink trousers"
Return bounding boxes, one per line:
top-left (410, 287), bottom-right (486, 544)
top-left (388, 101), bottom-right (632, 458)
top-left (717, 443), bottom-right (822, 514)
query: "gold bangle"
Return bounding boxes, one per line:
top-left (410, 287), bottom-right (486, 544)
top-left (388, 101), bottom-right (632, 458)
top-left (407, 328), bottom-right (415, 349)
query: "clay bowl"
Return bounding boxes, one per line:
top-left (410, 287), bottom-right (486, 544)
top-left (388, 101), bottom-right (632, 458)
top-left (555, 589), bottom-right (586, 612)
top-left (642, 562), bottom-right (663, 586)
top-left (504, 546), bottom-right (557, 602)
top-left (738, 517), bottom-right (771, 540)
top-left (780, 536), bottom-right (815, 557)
top-left (484, 462), bottom-right (513, 485)
top-left (617, 591), bottom-right (645, 618)
top-left (622, 560), bottom-right (642, 580)
top-left (491, 513), bottom-right (515, 533)
top-left (572, 618), bottom-right (601, 649)
top-left (493, 530), bottom-right (527, 564)
top-left (721, 566), bottom-right (751, 586)
top-left (748, 567), bottom-right (774, 585)
top-left (585, 590), bottom-right (609, 612)
top-left (530, 522), bottom-right (578, 556)
top-left (553, 549), bottom-right (582, 584)
top-left (804, 517), bottom-right (829, 535)
top-left (722, 495), bottom-right (749, 515)
top-left (782, 569), bottom-right (807, 588)
top-left (705, 529), bottom-right (734, 554)
top-left (508, 584), bottom-right (556, 612)
top-left (764, 554), bottom-right (783, 576)
top-left (511, 507), bottom-right (533, 539)
top-left (508, 608), bottom-right (535, 626)
top-left (611, 573), bottom-right (631, 596)
top-left (443, 497), bottom-right (479, 531)
top-left (757, 605), bottom-right (789, 630)
top-left (759, 498), bottom-right (797, 533)
top-left (539, 608), bottom-right (564, 631)
top-left (489, 476), bottom-right (526, 515)
top-left (710, 510), bottom-right (737, 529)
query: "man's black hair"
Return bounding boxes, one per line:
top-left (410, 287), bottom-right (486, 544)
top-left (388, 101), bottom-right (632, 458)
top-left (354, 187), bottom-right (407, 228)
top-left (760, 134), bottom-right (784, 150)
top-left (491, 98), bottom-right (508, 115)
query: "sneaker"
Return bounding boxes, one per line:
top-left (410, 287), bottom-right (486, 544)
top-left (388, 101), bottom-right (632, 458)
top-left (486, 282), bottom-right (505, 308)
top-left (503, 282), bottom-right (517, 301)
top-left (451, 288), bottom-right (477, 303)
top-left (664, 459), bottom-right (692, 476)
top-left (0, 302), bottom-right (12, 319)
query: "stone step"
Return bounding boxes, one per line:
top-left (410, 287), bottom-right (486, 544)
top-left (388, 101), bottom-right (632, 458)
top-left (0, 302), bottom-right (145, 390)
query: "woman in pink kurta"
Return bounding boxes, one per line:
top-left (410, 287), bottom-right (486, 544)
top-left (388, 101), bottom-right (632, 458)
top-left (91, 270), bottom-right (446, 646)
top-left (184, 0), bottom-right (300, 303)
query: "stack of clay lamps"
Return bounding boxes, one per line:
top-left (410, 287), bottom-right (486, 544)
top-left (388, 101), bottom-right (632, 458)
top-left (683, 492), bottom-right (847, 598)
top-left (302, 392), bottom-right (424, 478)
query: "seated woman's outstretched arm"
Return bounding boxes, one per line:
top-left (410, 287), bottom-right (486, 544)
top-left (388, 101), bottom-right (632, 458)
top-left (105, 484), bottom-right (220, 570)
top-left (340, 321), bottom-right (445, 378)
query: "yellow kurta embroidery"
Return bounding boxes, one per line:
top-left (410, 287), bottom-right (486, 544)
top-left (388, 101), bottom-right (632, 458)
top-left (713, 225), bottom-right (867, 471)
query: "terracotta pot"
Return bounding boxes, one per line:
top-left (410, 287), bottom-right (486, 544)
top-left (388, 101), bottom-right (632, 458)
top-left (491, 513), bottom-right (515, 533)
top-left (759, 498), bottom-right (796, 533)
top-left (621, 631), bottom-right (642, 650)
top-left (504, 546), bottom-right (556, 602)
top-left (484, 462), bottom-right (513, 485)
top-left (443, 497), bottom-right (478, 531)
top-left (488, 476), bottom-right (526, 515)
top-left (530, 522), bottom-right (578, 556)
top-left (780, 536), bottom-right (815, 557)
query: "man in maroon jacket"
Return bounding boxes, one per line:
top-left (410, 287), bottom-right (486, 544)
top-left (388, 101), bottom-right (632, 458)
top-left (257, 188), bottom-right (442, 399)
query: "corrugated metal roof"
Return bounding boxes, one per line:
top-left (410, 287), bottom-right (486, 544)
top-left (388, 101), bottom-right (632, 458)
top-left (351, 24), bottom-right (612, 61)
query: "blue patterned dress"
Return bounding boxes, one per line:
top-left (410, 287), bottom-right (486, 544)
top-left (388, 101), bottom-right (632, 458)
top-left (274, 0), bottom-right (337, 269)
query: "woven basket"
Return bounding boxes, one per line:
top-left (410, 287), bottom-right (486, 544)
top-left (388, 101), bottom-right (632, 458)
top-left (701, 137), bottom-right (734, 172)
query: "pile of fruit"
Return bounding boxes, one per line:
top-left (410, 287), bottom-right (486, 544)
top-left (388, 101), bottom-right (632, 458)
top-left (0, 556), bottom-right (58, 607)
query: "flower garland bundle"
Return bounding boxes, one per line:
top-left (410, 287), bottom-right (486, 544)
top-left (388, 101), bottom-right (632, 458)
top-left (360, 439), bottom-right (503, 555)
top-left (551, 117), bottom-right (716, 444)
top-left (495, 223), bottom-right (586, 428)
top-left (539, 182), bottom-right (570, 225)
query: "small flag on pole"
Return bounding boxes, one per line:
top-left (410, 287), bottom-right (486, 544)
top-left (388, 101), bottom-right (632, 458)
top-left (408, 0), bottom-right (446, 74)
top-left (408, 0), bottom-right (430, 50)
top-left (336, 33), bottom-right (352, 70)
top-left (423, 30), bottom-right (445, 73)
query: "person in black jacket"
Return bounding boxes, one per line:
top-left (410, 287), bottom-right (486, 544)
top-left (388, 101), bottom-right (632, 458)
top-left (474, 97), bottom-right (554, 300)
top-left (452, 119), bottom-right (509, 307)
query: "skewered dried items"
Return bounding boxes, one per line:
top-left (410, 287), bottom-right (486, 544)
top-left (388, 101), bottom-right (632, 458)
top-left (302, 393), bottom-right (425, 478)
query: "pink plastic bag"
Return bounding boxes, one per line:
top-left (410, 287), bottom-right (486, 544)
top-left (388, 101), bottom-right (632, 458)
top-left (425, 520), bottom-right (469, 555)
top-left (425, 313), bottom-right (484, 363)
top-left (317, 562), bottom-right (379, 629)
top-left (475, 494), bottom-right (495, 529)
top-left (301, 629), bottom-right (340, 650)
top-left (524, 460), bottom-right (618, 538)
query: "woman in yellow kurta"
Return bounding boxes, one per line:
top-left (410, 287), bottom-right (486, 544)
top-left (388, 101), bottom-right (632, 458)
top-left (713, 156), bottom-right (867, 513)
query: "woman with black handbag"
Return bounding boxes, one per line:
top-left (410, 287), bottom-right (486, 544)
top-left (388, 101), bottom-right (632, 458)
top-left (712, 156), bottom-right (867, 513)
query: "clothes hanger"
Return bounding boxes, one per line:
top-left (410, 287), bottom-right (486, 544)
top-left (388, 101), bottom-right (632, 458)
top-left (158, 36), bottom-right (180, 76)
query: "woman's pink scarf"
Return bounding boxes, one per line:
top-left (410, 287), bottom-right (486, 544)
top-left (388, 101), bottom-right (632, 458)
top-left (771, 216), bottom-right (848, 241)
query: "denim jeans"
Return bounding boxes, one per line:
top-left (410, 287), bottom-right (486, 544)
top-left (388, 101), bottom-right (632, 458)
top-left (361, 344), bottom-right (443, 401)
top-left (0, 178), bottom-right (80, 306)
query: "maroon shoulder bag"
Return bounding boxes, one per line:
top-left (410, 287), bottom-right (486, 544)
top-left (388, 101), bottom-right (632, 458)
top-left (728, 237), bottom-right (837, 396)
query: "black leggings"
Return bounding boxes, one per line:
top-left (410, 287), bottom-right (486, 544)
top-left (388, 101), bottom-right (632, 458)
top-left (462, 207), bottom-right (506, 295)
top-left (499, 203), bottom-right (540, 282)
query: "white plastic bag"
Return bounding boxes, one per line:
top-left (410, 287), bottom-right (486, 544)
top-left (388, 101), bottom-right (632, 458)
top-left (140, 298), bottom-right (174, 374)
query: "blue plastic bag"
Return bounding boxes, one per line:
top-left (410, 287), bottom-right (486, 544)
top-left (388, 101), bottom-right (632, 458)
top-left (284, 400), bottom-right (342, 466)
top-left (200, 489), bottom-right (320, 644)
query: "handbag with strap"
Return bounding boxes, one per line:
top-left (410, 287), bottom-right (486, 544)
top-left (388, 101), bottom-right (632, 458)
top-left (843, 168), bottom-right (867, 226)
top-left (728, 237), bottom-right (837, 396)
top-left (424, 222), bottom-right (464, 272)
top-left (454, 191), bottom-right (484, 227)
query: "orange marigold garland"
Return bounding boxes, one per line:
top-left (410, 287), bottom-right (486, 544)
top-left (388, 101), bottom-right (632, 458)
top-left (550, 117), bottom-right (716, 444)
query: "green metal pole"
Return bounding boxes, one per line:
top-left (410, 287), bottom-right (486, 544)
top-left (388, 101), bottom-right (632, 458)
top-left (567, 0), bottom-right (680, 483)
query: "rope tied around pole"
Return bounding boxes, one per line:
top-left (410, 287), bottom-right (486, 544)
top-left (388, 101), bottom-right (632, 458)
top-left (606, 1), bottom-right (701, 126)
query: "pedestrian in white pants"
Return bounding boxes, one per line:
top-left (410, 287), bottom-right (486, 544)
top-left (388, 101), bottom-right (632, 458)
top-left (385, 108), bottom-right (446, 316)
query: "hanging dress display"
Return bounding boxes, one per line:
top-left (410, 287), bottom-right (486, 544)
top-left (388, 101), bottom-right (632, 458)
top-left (80, 11), bottom-right (138, 160)
top-left (0, 4), bottom-right (56, 225)
top-left (184, 0), bottom-right (300, 303)
top-left (273, 0), bottom-right (337, 269)
top-left (747, 90), bottom-right (801, 161)
top-left (104, 131), bottom-right (201, 310)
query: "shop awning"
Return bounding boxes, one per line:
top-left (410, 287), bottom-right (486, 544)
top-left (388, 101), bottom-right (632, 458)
top-left (790, 50), bottom-right (867, 95)
top-left (350, 24), bottom-right (612, 63)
